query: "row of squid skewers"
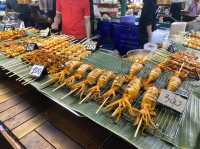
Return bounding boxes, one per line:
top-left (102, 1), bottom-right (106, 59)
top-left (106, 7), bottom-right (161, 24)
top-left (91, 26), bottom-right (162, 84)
top-left (41, 58), bottom-right (186, 136)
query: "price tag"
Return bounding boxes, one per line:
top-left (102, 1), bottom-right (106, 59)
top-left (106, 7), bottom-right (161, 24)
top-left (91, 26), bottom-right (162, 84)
top-left (158, 89), bottom-right (187, 113)
top-left (167, 42), bottom-right (177, 53)
top-left (175, 89), bottom-right (190, 99)
top-left (26, 43), bottom-right (38, 52)
top-left (84, 40), bottom-right (97, 51)
top-left (39, 28), bottom-right (50, 37)
top-left (29, 65), bottom-right (45, 78)
top-left (4, 25), bottom-right (14, 31)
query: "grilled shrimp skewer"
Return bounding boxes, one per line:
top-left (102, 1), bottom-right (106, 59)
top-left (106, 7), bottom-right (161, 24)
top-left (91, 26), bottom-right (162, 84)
top-left (132, 86), bottom-right (160, 137)
top-left (80, 71), bottom-right (115, 104)
top-left (105, 77), bottom-right (142, 122)
top-left (60, 68), bottom-right (104, 100)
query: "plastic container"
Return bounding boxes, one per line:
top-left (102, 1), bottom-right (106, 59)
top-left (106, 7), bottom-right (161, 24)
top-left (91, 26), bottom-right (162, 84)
top-left (98, 21), bottom-right (113, 44)
top-left (120, 16), bottom-right (135, 23)
top-left (112, 22), bottom-right (140, 55)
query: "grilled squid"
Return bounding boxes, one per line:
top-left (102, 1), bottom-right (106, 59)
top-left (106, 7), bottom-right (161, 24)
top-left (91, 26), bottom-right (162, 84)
top-left (105, 77), bottom-right (142, 122)
top-left (69, 68), bottom-right (104, 98)
top-left (167, 73), bottom-right (182, 92)
top-left (80, 71), bottom-right (115, 103)
top-left (132, 86), bottom-right (160, 130)
top-left (63, 64), bottom-right (93, 87)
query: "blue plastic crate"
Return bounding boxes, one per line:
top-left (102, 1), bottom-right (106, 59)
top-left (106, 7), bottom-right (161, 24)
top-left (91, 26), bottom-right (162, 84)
top-left (112, 22), bottom-right (140, 55)
top-left (98, 21), bottom-right (113, 43)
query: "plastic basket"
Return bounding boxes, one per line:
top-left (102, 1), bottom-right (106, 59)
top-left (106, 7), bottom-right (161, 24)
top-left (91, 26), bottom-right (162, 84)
top-left (98, 21), bottom-right (113, 44)
top-left (112, 22), bottom-right (140, 55)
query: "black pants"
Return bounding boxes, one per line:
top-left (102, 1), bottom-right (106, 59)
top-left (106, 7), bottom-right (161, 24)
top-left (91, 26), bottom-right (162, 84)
top-left (139, 33), bottom-right (148, 48)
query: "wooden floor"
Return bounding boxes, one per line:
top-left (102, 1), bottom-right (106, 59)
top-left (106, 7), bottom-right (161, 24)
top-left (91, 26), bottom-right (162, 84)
top-left (0, 73), bottom-right (135, 149)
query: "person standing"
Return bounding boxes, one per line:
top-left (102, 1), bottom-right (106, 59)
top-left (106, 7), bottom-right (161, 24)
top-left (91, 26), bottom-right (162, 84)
top-left (188, 0), bottom-right (200, 17)
top-left (139, 0), bottom-right (156, 47)
top-left (39, 0), bottom-right (56, 20)
top-left (52, 0), bottom-right (91, 39)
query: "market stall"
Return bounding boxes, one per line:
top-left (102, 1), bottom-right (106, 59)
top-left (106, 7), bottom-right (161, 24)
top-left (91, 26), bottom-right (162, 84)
top-left (0, 26), bottom-right (199, 149)
top-left (0, 0), bottom-right (200, 148)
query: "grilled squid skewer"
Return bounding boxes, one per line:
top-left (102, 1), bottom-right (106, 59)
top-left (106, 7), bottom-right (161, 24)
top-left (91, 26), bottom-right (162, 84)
top-left (105, 77), bottom-right (142, 122)
top-left (129, 57), bottom-right (148, 78)
top-left (167, 74), bottom-right (182, 92)
top-left (132, 86), bottom-right (160, 137)
top-left (52, 64), bottom-right (93, 92)
top-left (144, 66), bottom-right (162, 85)
top-left (96, 75), bottom-right (128, 114)
top-left (167, 63), bottom-right (185, 92)
top-left (61, 68), bottom-right (104, 100)
top-left (80, 71), bottom-right (115, 104)
top-left (64, 64), bottom-right (93, 87)
top-left (54, 61), bottom-right (83, 84)
top-left (129, 63), bottom-right (144, 77)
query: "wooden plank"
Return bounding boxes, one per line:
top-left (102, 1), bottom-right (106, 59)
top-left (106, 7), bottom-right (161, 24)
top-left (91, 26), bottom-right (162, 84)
top-left (46, 106), bottom-right (109, 149)
top-left (0, 100), bottom-right (32, 121)
top-left (0, 95), bottom-right (24, 113)
top-left (0, 88), bottom-right (10, 96)
top-left (20, 131), bottom-right (55, 149)
top-left (36, 122), bottom-right (83, 149)
top-left (4, 107), bottom-right (40, 130)
top-left (12, 114), bottom-right (46, 139)
top-left (0, 90), bottom-right (26, 104)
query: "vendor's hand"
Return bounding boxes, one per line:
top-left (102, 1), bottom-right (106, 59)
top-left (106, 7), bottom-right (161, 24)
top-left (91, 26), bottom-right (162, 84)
top-left (102, 14), bottom-right (111, 21)
top-left (47, 17), bottom-right (52, 24)
top-left (51, 22), bottom-right (59, 30)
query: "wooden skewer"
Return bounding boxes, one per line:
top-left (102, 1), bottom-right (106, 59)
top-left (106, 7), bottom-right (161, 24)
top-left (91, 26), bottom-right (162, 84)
top-left (178, 62), bottom-right (185, 74)
top-left (0, 59), bottom-right (17, 67)
top-left (23, 79), bottom-right (36, 86)
top-left (40, 78), bottom-right (54, 86)
top-left (16, 74), bottom-right (30, 81)
top-left (8, 69), bottom-right (29, 78)
top-left (3, 61), bottom-right (25, 68)
top-left (79, 93), bottom-right (92, 104)
top-left (96, 97), bottom-right (110, 114)
top-left (6, 64), bottom-right (30, 75)
top-left (1, 60), bottom-right (20, 67)
top-left (21, 78), bottom-right (32, 85)
top-left (52, 83), bottom-right (65, 92)
top-left (3, 62), bottom-right (27, 70)
top-left (60, 88), bottom-right (78, 100)
top-left (134, 118), bottom-right (143, 138)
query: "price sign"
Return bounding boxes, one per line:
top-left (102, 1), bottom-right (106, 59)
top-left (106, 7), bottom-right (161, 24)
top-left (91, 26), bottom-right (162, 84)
top-left (84, 40), bottom-right (97, 51)
top-left (175, 89), bottom-right (190, 99)
top-left (167, 41), bottom-right (177, 53)
top-left (158, 89), bottom-right (187, 113)
top-left (29, 65), bottom-right (45, 78)
top-left (26, 43), bottom-right (38, 52)
top-left (4, 25), bottom-right (14, 31)
top-left (39, 28), bottom-right (50, 37)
